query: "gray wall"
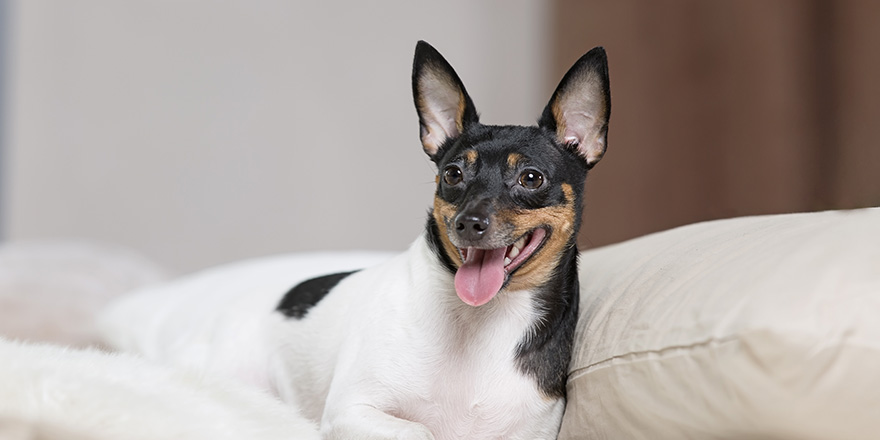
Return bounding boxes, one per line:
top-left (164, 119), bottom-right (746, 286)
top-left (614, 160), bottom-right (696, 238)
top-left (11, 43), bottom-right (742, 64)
top-left (4, 1), bottom-right (549, 273)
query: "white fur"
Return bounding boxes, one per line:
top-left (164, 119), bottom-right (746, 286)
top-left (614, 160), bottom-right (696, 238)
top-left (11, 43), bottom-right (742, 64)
top-left (100, 240), bottom-right (564, 439)
top-left (0, 338), bottom-right (318, 440)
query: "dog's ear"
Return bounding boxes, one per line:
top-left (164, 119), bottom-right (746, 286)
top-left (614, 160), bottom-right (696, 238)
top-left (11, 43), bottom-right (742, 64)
top-left (412, 41), bottom-right (479, 161)
top-left (539, 47), bottom-right (610, 168)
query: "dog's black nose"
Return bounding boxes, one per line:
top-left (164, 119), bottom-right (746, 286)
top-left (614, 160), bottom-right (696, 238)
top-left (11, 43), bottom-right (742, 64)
top-left (454, 212), bottom-right (490, 242)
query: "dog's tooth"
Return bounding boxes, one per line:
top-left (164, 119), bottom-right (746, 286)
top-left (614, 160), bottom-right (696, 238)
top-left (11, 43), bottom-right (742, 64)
top-left (504, 257), bottom-right (512, 266)
top-left (508, 245), bottom-right (520, 259)
top-left (514, 236), bottom-right (526, 250)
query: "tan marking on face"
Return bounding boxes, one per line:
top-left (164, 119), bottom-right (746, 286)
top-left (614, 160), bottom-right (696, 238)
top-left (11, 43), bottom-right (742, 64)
top-left (433, 196), bottom-right (463, 267)
top-left (507, 153), bottom-right (523, 169)
top-left (464, 149), bottom-right (478, 166)
top-left (498, 184), bottom-right (577, 292)
top-left (433, 184), bottom-right (579, 290)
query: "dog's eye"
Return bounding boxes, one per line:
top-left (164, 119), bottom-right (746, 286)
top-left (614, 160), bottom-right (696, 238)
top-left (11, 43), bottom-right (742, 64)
top-left (443, 166), bottom-right (463, 186)
top-left (518, 170), bottom-right (544, 189)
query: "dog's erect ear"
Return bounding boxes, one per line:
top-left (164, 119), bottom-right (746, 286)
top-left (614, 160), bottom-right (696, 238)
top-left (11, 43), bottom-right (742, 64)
top-left (412, 41), bottom-right (479, 160)
top-left (539, 47), bottom-right (610, 168)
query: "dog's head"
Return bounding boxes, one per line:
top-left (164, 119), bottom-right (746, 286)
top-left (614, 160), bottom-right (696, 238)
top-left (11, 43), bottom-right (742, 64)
top-left (413, 41), bottom-right (610, 307)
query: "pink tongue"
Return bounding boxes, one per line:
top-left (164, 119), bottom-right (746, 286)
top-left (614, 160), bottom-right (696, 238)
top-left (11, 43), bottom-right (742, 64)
top-left (454, 247), bottom-right (507, 306)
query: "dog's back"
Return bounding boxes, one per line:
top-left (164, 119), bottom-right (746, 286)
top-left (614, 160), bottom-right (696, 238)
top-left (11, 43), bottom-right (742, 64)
top-left (100, 251), bottom-right (393, 393)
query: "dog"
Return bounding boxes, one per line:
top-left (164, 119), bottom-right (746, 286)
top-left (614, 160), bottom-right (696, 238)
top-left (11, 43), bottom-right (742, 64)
top-left (100, 41), bottom-right (610, 440)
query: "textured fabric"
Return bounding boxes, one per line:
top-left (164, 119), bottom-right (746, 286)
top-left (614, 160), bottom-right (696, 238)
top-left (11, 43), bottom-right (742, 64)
top-left (0, 338), bottom-right (319, 440)
top-left (561, 208), bottom-right (880, 440)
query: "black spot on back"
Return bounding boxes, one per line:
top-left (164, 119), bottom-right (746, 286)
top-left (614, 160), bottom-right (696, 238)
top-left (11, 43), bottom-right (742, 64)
top-left (276, 271), bottom-right (358, 319)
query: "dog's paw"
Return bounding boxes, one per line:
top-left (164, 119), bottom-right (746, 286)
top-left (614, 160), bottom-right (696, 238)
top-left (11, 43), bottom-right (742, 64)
top-left (322, 417), bottom-right (435, 440)
top-left (394, 425), bottom-right (435, 440)
top-left (321, 405), bottom-right (437, 440)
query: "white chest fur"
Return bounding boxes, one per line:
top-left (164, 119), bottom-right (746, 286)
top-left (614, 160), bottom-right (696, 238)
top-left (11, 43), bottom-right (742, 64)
top-left (391, 302), bottom-right (564, 439)
top-left (269, 238), bottom-right (565, 439)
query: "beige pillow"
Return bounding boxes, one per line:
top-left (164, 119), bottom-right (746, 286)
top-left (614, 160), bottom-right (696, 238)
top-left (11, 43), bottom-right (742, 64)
top-left (561, 208), bottom-right (880, 440)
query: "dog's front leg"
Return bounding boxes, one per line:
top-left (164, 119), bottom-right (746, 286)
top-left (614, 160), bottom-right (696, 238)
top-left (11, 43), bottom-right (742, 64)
top-left (322, 404), bottom-right (434, 440)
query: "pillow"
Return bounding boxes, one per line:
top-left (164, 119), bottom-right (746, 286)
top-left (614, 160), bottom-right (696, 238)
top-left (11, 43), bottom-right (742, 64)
top-left (560, 208), bottom-right (880, 440)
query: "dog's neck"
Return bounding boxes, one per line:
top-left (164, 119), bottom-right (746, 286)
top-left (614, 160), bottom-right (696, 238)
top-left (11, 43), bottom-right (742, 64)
top-left (424, 215), bottom-right (580, 398)
top-left (514, 241), bottom-right (580, 398)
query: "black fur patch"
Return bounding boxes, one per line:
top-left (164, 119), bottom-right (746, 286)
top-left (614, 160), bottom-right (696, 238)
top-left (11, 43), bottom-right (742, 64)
top-left (277, 271), bottom-right (358, 319)
top-left (514, 243), bottom-right (580, 399)
top-left (426, 213), bottom-right (457, 274)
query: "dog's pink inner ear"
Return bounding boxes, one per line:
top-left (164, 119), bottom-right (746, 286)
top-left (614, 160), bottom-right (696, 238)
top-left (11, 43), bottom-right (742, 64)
top-left (554, 82), bottom-right (608, 167)
top-left (417, 70), bottom-right (465, 156)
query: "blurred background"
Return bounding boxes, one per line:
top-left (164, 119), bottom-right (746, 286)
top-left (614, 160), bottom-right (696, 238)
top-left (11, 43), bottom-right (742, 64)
top-left (0, 0), bottom-right (878, 275)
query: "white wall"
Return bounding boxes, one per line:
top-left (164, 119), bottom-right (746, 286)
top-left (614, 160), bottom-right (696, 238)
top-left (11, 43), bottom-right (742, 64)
top-left (4, 1), bottom-right (549, 273)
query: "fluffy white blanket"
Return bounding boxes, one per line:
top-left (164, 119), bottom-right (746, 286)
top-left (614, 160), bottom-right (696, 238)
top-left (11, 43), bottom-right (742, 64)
top-left (0, 339), bottom-right (318, 440)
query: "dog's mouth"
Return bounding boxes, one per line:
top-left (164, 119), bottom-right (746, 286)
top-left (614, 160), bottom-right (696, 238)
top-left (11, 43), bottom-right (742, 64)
top-left (453, 228), bottom-right (548, 307)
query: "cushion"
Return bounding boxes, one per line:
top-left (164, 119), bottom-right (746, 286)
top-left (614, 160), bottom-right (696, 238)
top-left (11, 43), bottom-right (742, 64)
top-left (560, 208), bottom-right (880, 439)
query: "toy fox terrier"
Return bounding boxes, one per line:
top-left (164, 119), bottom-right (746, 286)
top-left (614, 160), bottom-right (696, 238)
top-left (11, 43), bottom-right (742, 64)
top-left (101, 41), bottom-right (610, 440)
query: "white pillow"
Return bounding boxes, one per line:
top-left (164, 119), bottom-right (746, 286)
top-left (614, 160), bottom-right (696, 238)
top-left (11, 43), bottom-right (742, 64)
top-left (561, 208), bottom-right (880, 440)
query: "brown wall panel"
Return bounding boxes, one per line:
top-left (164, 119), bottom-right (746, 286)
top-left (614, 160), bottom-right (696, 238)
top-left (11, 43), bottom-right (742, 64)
top-left (552, 0), bottom-right (880, 249)
top-left (833, 1), bottom-right (880, 208)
